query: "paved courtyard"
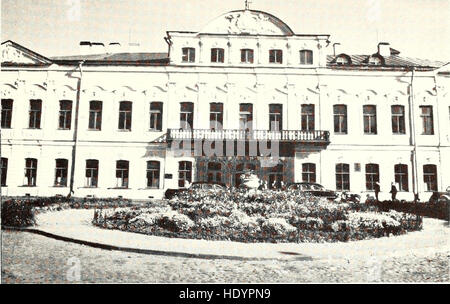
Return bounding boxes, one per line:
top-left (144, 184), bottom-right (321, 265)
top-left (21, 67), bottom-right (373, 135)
top-left (2, 209), bottom-right (449, 283)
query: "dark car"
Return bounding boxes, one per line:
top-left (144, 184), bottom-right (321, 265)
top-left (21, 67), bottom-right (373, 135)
top-left (164, 182), bottom-right (225, 200)
top-left (429, 186), bottom-right (450, 203)
top-left (287, 182), bottom-right (337, 200)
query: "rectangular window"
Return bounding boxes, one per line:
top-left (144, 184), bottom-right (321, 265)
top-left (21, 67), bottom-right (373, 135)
top-left (1, 99), bottom-right (13, 129)
top-left (150, 102), bottom-right (163, 131)
top-left (211, 48), bottom-right (224, 63)
top-left (210, 103), bottom-right (223, 130)
top-left (336, 163), bottom-right (350, 191)
top-left (333, 105), bottom-right (348, 134)
top-left (420, 106), bottom-right (434, 135)
top-left (423, 165), bottom-right (437, 191)
top-left (89, 101), bottom-right (102, 130)
top-left (85, 160), bottom-right (99, 188)
top-left (300, 50), bottom-right (313, 65)
top-left (29, 100), bottom-right (42, 129)
top-left (239, 103), bottom-right (253, 130)
top-left (180, 102), bottom-right (194, 130)
top-left (54, 159), bottom-right (68, 187)
top-left (391, 105), bottom-right (406, 134)
top-left (269, 49), bottom-right (283, 64)
top-left (118, 101), bottom-right (132, 131)
top-left (116, 160), bottom-right (129, 188)
top-left (24, 158), bottom-right (37, 186)
top-left (269, 104), bottom-right (283, 131)
top-left (178, 161), bottom-right (192, 188)
top-left (363, 105), bottom-right (377, 134)
top-left (58, 100), bottom-right (72, 130)
top-left (301, 104), bottom-right (315, 131)
top-left (146, 161), bottom-right (160, 189)
top-left (182, 48), bottom-right (195, 63)
top-left (394, 164), bottom-right (409, 192)
top-left (241, 49), bottom-right (254, 63)
top-left (302, 163), bottom-right (316, 183)
top-left (1, 158), bottom-right (8, 186)
top-left (207, 162), bottom-right (222, 183)
top-left (365, 164), bottom-right (380, 191)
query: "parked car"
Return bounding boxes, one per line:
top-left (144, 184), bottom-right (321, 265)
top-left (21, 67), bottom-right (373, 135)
top-left (287, 182), bottom-right (337, 200)
top-left (429, 186), bottom-right (450, 203)
top-left (164, 182), bottom-right (225, 199)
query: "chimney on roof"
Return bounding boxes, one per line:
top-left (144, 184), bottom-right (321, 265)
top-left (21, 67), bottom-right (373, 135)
top-left (128, 42), bottom-right (140, 53)
top-left (107, 42), bottom-right (122, 54)
top-left (79, 41), bottom-right (91, 55)
top-left (333, 43), bottom-right (341, 56)
top-left (91, 42), bottom-right (106, 54)
top-left (378, 42), bottom-right (390, 57)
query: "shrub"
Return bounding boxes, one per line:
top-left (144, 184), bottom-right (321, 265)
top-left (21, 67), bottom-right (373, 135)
top-left (1, 200), bottom-right (35, 227)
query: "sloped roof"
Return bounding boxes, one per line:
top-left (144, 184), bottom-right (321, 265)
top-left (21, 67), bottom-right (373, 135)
top-left (327, 54), bottom-right (445, 70)
top-left (51, 52), bottom-right (170, 66)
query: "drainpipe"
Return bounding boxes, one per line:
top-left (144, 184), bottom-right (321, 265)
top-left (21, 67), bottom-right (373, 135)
top-left (433, 72), bottom-right (444, 191)
top-left (408, 67), bottom-right (419, 201)
top-left (69, 61), bottom-right (85, 197)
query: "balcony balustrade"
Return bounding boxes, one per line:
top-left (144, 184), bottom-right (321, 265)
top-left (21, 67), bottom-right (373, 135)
top-left (167, 129), bottom-right (330, 143)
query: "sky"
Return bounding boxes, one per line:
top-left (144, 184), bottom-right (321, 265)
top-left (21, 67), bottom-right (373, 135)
top-left (1, 0), bottom-right (449, 61)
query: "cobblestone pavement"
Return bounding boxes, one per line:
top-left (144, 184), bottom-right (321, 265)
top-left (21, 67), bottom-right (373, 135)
top-left (2, 230), bottom-right (449, 283)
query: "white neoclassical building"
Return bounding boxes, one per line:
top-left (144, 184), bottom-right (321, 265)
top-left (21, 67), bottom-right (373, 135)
top-left (1, 8), bottom-right (449, 201)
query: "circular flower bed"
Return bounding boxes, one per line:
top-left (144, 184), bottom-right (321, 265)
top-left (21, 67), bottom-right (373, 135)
top-left (92, 189), bottom-right (423, 243)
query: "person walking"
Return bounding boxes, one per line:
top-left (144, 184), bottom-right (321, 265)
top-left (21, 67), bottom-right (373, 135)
top-left (390, 182), bottom-right (398, 201)
top-left (374, 182), bottom-right (381, 201)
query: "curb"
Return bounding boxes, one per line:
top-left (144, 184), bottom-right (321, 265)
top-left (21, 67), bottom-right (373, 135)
top-left (2, 226), bottom-right (313, 262)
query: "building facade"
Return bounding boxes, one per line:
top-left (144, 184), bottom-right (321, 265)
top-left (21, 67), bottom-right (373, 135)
top-left (1, 9), bottom-right (449, 200)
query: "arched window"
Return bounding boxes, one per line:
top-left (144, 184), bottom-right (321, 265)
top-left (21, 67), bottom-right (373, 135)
top-left (368, 55), bottom-right (383, 65)
top-left (116, 160), bottom-right (129, 188)
top-left (336, 56), bottom-right (350, 65)
top-left (118, 101), bottom-right (132, 131)
top-left (300, 50), bottom-right (313, 65)
top-left (85, 160), bottom-right (99, 187)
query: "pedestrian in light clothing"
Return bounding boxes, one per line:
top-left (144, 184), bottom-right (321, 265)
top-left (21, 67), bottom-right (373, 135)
top-left (374, 182), bottom-right (381, 201)
top-left (390, 182), bottom-right (398, 201)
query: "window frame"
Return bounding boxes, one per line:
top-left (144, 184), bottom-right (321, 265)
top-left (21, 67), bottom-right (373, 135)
top-left (365, 163), bottom-right (380, 191)
top-left (301, 104), bottom-right (315, 131)
top-left (182, 47), bottom-right (196, 63)
top-left (363, 105), bottom-right (377, 135)
top-left (180, 102), bottom-right (194, 130)
top-left (85, 159), bottom-right (99, 188)
top-left (146, 161), bottom-right (160, 189)
top-left (269, 49), bottom-right (283, 64)
top-left (269, 104), bottom-right (283, 131)
top-left (423, 164), bottom-right (438, 192)
top-left (88, 101), bottom-right (103, 131)
top-left (300, 50), bottom-right (313, 65)
top-left (115, 160), bottom-right (130, 189)
top-left (28, 99), bottom-right (42, 129)
top-left (178, 161), bottom-right (192, 188)
top-left (24, 158), bottom-right (38, 187)
top-left (207, 162), bottom-right (222, 183)
top-left (391, 105), bottom-right (406, 135)
top-left (118, 101), bottom-right (132, 131)
top-left (336, 163), bottom-right (350, 191)
top-left (420, 106), bottom-right (434, 135)
top-left (211, 48), bottom-right (225, 63)
top-left (1, 99), bottom-right (13, 129)
top-left (240, 49), bottom-right (254, 64)
top-left (302, 163), bottom-right (316, 183)
top-left (210, 103), bottom-right (223, 130)
top-left (239, 103), bottom-right (253, 130)
top-left (1, 157), bottom-right (8, 186)
top-left (149, 102), bottom-right (163, 132)
top-left (54, 159), bottom-right (69, 187)
top-left (394, 164), bottom-right (409, 192)
top-left (58, 100), bottom-right (72, 130)
top-left (333, 104), bottom-right (348, 134)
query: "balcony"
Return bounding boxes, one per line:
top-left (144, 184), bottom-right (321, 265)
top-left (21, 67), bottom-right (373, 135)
top-left (167, 129), bottom-right (330, 143)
